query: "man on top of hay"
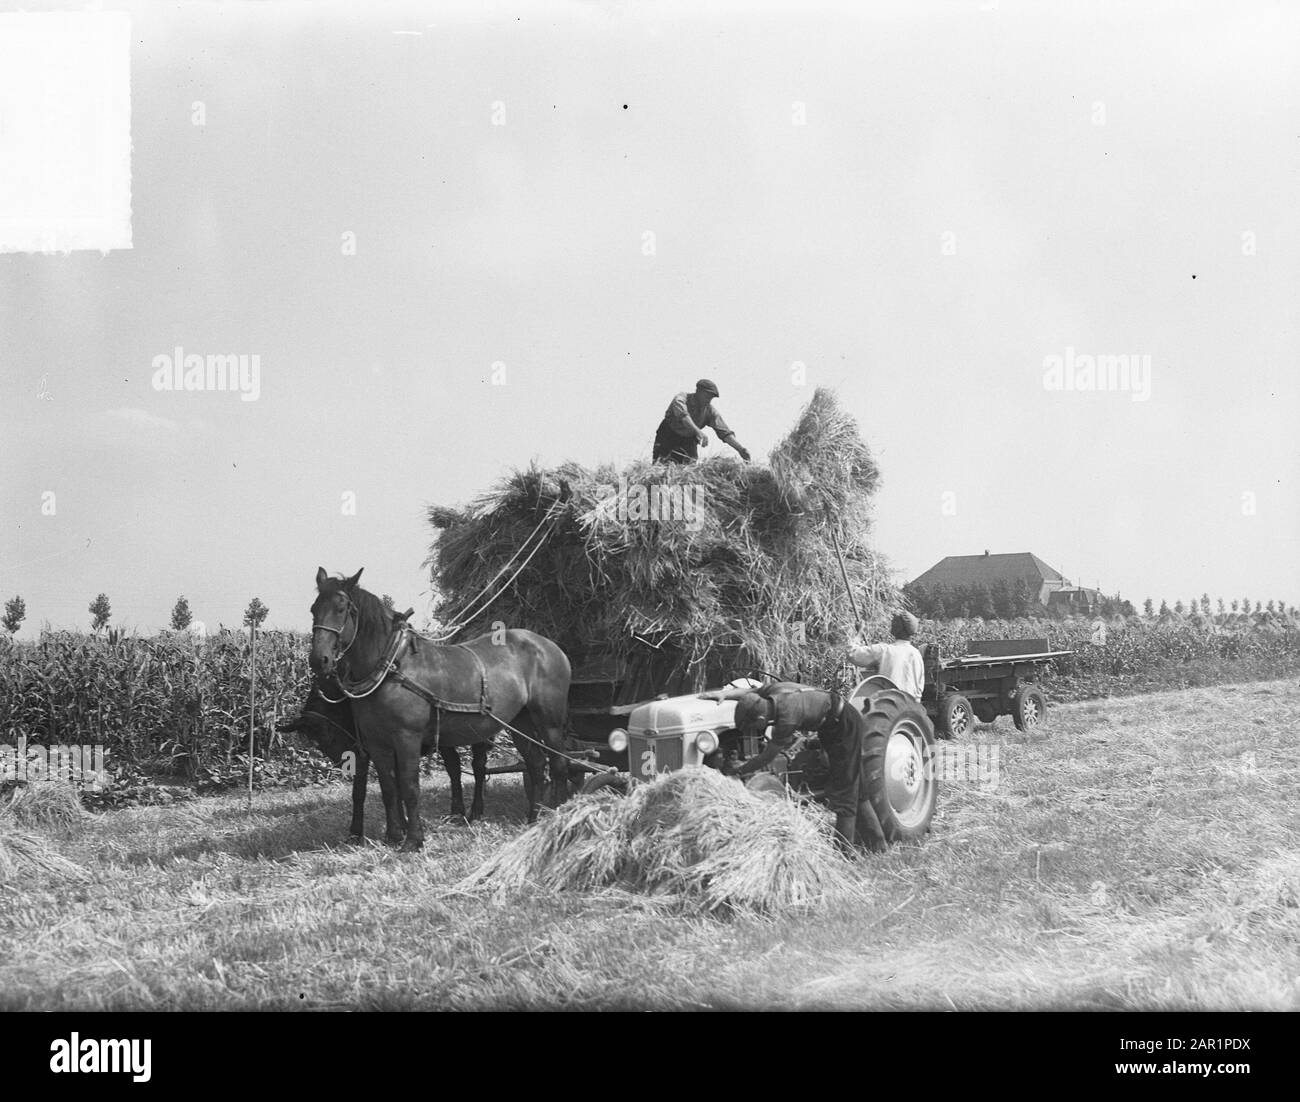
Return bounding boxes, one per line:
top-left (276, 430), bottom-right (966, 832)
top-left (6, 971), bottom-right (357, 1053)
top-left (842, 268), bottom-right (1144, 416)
top-left (848, 611), bottom-right (925, 699)
top-left (652, 378), bottom-right (752, 464)
top-left (706, 681), bottom-right (886, 854)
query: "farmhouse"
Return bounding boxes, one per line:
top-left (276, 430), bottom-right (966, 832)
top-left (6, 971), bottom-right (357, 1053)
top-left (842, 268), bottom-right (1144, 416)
top-left (1045, 585), bottom-right (1105, 612)
top-left (909, 551), bottom-right (1101, 609)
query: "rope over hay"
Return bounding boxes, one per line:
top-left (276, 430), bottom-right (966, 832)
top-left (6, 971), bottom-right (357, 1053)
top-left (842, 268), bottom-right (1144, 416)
top-left (426, 387), bottom-right (896, 695)
top-left (457, 768), bottom-right (862, 915)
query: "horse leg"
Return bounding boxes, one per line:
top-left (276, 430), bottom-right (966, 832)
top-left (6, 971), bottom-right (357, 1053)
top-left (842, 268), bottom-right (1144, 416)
top-left (440, 746), bottom-right (467, 823)
top-left (469, 742), bottom-right (488, 822)
top-left (510, 713), bottom-right (552, 822)
top-left (523, 699), bottom-right (570, 810)
top-left (347, 748), bottom-right (369, 841)
top-left (521, 763), bottom-right (536, 816)
top-left (369, 742), bottom-right (406, 846)
top-left (397, 743), bottom-right (424, 852)
top-left (524, 748), bottom-right (549, 823)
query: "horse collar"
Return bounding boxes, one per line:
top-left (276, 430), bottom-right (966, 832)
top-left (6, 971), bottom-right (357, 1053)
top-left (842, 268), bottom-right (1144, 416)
top-left (320, 623), bottom-right (406, 701)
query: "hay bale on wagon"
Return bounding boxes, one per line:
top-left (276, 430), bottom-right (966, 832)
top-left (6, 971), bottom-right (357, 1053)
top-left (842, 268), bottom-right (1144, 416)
top-left (426, 387), bottom-right (895, 700)
top-left (458, 768), bottom-right (859, 914)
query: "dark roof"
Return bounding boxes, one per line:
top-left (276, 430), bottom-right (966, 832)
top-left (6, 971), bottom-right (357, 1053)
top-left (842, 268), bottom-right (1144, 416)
top-left (910, 552), bottom-right (1067, 590)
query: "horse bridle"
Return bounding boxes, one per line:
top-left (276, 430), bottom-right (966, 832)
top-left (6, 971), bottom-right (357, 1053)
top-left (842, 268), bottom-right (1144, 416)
top-left (312, 593), bottom-right (359, 665)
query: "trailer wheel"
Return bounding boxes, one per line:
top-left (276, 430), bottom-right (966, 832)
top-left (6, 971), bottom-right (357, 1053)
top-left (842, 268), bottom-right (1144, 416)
top-left (936, 693), bottom-right (973, 740)
top-left (581, 772), bottom-right (629, 796)
top-left (861, 689), bottom-right (938, 844)
top-left (972, 700), bottom-right (999, 724)
top-left (1012, 685), bottom-right (1047, 732)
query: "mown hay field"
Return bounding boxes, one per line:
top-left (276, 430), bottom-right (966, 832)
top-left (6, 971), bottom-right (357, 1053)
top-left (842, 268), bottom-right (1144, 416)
top-left (2, 679), bottom-right (1297, 1010)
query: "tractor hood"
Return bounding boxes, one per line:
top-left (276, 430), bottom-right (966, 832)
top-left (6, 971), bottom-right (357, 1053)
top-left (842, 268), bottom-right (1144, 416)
top-left (626, 681), bottom-right (759, 739)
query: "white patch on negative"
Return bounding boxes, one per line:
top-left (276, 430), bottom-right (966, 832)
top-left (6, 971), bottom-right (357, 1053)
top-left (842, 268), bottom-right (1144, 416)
top-left (0, 11), bottom-right (132, 253)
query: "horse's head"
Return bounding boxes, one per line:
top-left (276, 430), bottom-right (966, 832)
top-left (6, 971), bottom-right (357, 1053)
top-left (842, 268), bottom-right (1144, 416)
top-left (276, 687), bottom-right (356, 765)
top-left (310, 566), bottom-right (364, 677)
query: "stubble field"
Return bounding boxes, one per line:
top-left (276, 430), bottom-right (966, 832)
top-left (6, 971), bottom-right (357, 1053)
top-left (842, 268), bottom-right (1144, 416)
top-left (2, 679), bottom-right (1297, 1011)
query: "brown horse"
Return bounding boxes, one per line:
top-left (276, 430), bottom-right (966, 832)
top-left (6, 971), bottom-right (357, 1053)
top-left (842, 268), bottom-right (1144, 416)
top-left (308, 567), bottom-right (571, 850)
top-left (276, 685), bottom-right (492, 839)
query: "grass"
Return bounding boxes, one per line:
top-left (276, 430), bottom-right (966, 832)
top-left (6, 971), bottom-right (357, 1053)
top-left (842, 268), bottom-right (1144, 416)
top-left (1, 678), bottom-right (1297, 1010)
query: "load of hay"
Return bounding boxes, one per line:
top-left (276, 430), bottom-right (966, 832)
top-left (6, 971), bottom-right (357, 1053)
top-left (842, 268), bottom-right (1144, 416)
top-left (458, 768), bottom-right (860, 914)
top-left (427, 387), bottom-right (894, 698)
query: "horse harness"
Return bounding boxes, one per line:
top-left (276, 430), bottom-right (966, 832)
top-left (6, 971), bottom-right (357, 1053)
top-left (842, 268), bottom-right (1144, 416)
top-left (316, 624), bottom-right (493, 751)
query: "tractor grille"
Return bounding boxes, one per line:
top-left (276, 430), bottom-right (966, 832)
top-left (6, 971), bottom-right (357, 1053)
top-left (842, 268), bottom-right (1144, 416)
top-left (627, 733), bottom-right (683, 783)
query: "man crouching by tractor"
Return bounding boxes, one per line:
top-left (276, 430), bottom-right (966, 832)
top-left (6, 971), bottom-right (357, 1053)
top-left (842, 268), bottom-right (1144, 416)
top-left (848, 611), bottom-right (924, 699)
top-left (712, 681), bottom-right (887, 855)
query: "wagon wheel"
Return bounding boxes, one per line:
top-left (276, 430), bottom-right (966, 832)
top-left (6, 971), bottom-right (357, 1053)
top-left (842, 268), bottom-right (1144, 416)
top-left (935, 693), bottom-right (973, 740)
top-left (580, 772), bottom-right (629, 797)
top-left (860, 689), bottom-right (938, 844)
top-left (972, 700), bottom-right (999, 724)
top-left (1012, 685), bottom-right (1047, 732)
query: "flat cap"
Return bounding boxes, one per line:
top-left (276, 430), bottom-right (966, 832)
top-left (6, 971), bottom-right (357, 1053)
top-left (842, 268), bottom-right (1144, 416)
top-left (695, 378), bottom-right (720, 397)
top-left (733, 692), bottom-right (772, 733)
top-left (890, 611), bottom-right (920, 639)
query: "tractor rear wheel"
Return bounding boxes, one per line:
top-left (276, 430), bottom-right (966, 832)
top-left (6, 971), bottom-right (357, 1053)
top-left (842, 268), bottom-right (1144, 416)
top-left (860, 689), bottom-right (938, 844)
top-left (1012, 685), bottom-right (1047, 732)
top-left (936, 693), bottom-right (973, 740)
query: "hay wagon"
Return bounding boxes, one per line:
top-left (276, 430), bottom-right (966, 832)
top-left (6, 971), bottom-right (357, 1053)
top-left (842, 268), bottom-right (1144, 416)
top-left (922, 637), bottom-right (1071, 739)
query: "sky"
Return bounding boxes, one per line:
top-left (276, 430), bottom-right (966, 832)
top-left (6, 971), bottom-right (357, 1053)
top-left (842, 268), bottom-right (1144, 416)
top-left (1, 0), bottom-right (1297, 637)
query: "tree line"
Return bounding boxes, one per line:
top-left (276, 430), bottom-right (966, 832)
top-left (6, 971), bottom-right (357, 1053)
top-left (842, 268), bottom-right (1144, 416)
top-left (902, 580), bottom-right (1297, 622)
top-left (1, 591), bottom-right (400, 637)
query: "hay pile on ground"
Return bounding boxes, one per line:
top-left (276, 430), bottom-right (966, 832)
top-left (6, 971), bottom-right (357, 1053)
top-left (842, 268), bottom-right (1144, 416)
top-left (1, 780), bottom-right (87, 829)
top-left (0, 826), bottom-right (91, 885)
top-left (427, 387), bottom-right (893, 695)
top-left (458, 768), bottom-right (860, 914)
top-left (0, 782), bottom-right (90, 885)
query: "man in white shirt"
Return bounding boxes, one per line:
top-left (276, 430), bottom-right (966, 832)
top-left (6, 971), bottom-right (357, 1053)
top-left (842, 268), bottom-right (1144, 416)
top-left (848, 612), bottom-right (925, 700)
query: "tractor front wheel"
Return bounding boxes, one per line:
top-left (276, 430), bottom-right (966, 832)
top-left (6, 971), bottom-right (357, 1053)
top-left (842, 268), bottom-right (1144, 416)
top-left (580, 772), bottom-right (629, 796)
top-left (860, 689), bottom-right (938, 844)
top-left (744, 773), bottom-right (787, 799)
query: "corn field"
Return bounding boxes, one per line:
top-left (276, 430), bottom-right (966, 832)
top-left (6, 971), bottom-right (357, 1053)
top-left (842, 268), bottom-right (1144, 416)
top-left (2, 617), bottom-right (1298, 777)
top-left (0, 630), bottom-right (312, 776)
